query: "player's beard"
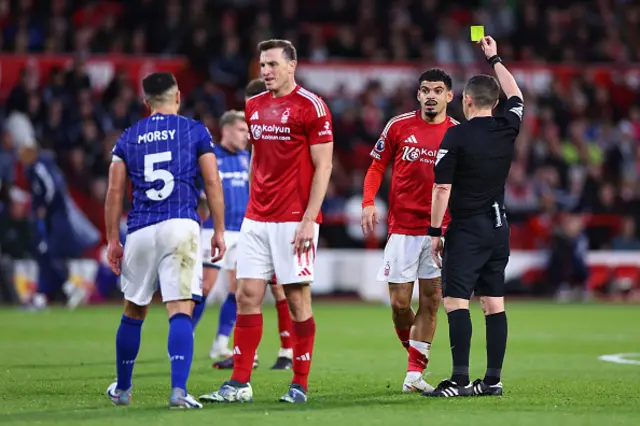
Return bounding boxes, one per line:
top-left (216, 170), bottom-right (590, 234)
top-left (423, 102), bottom-right (439, 120)
top-left (424, 110), bottom-right (438, 119)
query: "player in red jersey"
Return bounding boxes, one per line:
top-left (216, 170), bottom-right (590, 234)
top-left (210, 79), bottom-right (294, 372)
top-left (199, 40), bottom-right (333, 404)
top-left (361, 69), bottom-right (457, 393)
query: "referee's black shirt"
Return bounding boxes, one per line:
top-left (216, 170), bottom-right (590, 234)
top-left (434, 96), bottom-right (524, 219)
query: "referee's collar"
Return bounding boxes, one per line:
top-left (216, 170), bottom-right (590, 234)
top-left (468, 114), bottom-right (493, 121)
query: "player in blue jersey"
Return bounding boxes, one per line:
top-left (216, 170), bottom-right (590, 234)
top-left (20, 144), bottom-right (100, 310)
top-left (193, 110), bottom-right (250, 354)
top-left (103, 72), bottom-right (226, 409)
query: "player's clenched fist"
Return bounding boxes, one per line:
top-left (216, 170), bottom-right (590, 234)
top-left (361, 205), bottom-right (379, 235)
top-left (478, 36), bottom-right (497, 58)
top-left (210, 232), bottom-right (226, 263)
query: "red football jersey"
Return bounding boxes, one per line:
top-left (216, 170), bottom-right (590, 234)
top-left (370, 111), bottom-right (457, 235)
top-left (245, 85), bottom-right (333, 223)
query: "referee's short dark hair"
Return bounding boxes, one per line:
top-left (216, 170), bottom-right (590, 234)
top-left (245, 78), bottom-right (267, 98)
top-left (464, 74), bottom-right (501, 108)
top-left (418, 68), bottom-right (453, 90)
top-left (258, 39), bottom-right (297, 62)
top-left (142, 72), bottom-right (178, 104)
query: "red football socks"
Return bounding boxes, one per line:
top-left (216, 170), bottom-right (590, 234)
top-left (275, 299), bottom-right (293, 350)
top-left (407, 345), bottom-right (427, 373)
top-left (292, 317), bottom-right (316, 391)
top-left (395, 327), bottom-right (411, 351)
top-left (230, 314), bottom-right (263, 384)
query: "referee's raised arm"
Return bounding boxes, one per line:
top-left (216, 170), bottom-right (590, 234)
top-left (481, 36), bottom-right (523, 101)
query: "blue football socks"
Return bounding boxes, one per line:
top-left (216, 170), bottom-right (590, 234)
top-left (191, 301), bottom-right (206, 329)
top-left (168, 313), bottom-right (194, 391)
top-left (115, 315), bottom-right (143, 390)
top-left (217, 293), bottom-right (237, 337)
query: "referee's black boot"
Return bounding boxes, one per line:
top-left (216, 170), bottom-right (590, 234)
top-left (422, 379), bottom-right (473, 398)
top-left (471, 379), bottom-right (503, 396)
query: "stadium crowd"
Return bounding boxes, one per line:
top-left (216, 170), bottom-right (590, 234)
top-left (1, 0), bottom-right (640, 280)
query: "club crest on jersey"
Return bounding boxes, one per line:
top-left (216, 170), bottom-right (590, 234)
top-left (281, 108), bottom-right (291, 124)
top-left (374, 138), bottom-right (385, 152)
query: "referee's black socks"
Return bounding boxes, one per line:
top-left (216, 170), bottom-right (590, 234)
top-left (484, 311), bottom-right (508, 386)
top-left (447, 309), bottom-right (472, 386)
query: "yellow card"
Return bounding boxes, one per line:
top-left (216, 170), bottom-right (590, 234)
top-left (470, 26), bottom-right (484, 42)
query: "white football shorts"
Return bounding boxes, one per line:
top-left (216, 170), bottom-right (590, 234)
top-left (377, 234), bottom-right (443, 283)
top-left (200, 229), bottom-right (240, 270)
top-left (236, 219), bottom-right (319, 284)
top-left (120, 218), bottom-right (202, 305)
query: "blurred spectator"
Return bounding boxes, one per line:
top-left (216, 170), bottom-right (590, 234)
top-left (611, 216), bottom-right (640, 251)
top-left (546, 213), bottom-right (590, 301)
top-left (0, 190), bottom-right (32, 258)
top-left (20, 144), bottom-right (100, 309)
top-left (0, 132), bottom-right (15, 207)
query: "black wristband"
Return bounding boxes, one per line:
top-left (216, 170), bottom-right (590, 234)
top-left (427, 226), bottom-right (442, 237)
top-left (487, 55), bottom-right (502, 67)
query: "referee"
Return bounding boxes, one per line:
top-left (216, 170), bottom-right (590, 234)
top-left (424, 36), bottom-right (523, 398)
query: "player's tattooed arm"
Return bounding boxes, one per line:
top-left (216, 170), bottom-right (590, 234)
top-left (105, 161), bottom-right (127, 244)
top-left (199, 153), bottom-right (225, 233)
top-left (305, 142), bottom-right (334, 222)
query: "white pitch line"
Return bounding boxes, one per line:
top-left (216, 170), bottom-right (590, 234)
top-left (598, 353), bottom-right (640, 365)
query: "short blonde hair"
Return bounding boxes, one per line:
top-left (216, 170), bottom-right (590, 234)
top-left (219, 110), bottom-right (245, 127)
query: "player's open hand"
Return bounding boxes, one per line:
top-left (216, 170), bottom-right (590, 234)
top-left (107, 240), bottom-right (124, 275)
top-left (210, 232), bottom-right (226, 263)
top-left (478, 36), bottom-right (498, 59)
top-left (361, 205), bottom-right (379, 235)
top-left (430, 236), bottom-right (444, 269)
top-left (292, 218), bottom-right (315, 256)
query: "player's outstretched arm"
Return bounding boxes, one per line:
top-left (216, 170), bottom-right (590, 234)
top-left (105, 161), bottom-right (127, 244)
top-left (479, 36), bottom-right (523, 100)
top-left (199, 153), bottom-right (225, 233)
top-left (304, 142), bottom-right (334, 222)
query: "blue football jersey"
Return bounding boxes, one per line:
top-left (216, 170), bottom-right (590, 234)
top-left (112, 113), bottom-right (215, 234)
top-left (202, 144), bottom-right (250, 232)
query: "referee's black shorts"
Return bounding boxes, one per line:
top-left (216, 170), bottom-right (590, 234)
top-left (442, 213), bottom-right (510, 300)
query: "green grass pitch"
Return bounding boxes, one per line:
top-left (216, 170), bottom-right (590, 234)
top-left (1, 302), bottom-right (639, 425)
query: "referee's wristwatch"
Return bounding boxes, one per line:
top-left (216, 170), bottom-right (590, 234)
top-left (487, 55), bottom-right (502, 67)
top-left (427, 226), bottom-right (442, 237)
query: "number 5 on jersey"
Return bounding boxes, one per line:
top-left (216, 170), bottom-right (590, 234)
top-left (144, 151), bottom-right (174, 200)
